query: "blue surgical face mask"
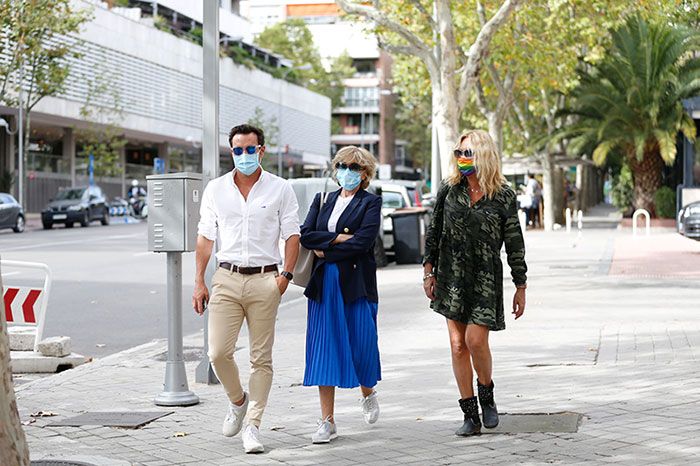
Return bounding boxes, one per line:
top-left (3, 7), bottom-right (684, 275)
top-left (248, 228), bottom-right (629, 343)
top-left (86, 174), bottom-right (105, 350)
top-left (233, 151), bottom-right (260, 176)
top-left (336, 167), bottom-right (362, 191)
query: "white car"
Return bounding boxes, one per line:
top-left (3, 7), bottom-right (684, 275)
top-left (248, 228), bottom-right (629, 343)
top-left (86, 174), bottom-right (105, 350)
top-left (370, 180), bottom-right (429, 252)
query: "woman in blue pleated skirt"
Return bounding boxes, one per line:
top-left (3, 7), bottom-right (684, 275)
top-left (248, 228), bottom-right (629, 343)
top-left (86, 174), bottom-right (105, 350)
top-left (299, 146), bottom-right (383, 444)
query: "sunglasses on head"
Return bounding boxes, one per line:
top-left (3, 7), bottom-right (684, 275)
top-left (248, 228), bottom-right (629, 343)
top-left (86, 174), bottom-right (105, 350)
top-left (335, 162), bottom-right (363, 172)
top-left (231, 145), bottom-right (260, 156)
top-left (454, 149), bottom-right (474, 158)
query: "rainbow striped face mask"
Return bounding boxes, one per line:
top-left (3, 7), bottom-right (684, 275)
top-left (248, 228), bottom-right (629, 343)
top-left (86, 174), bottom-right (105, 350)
top-left (454, 148), bottom-right (476, 176)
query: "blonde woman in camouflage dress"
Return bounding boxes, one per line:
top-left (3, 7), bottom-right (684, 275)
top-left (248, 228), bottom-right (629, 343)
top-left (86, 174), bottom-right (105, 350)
top-left (423, 129), bottom-right (527, 436)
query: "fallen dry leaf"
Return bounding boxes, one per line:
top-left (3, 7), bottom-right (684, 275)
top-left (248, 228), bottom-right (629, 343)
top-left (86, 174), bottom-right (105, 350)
top-left (30, 411), bottom-right (57, 418)
top-left (22, 418), bottom-right (36, 426)
top-left (270, 426), bottom-right (285, 431)
top-left (173, 432), bottom-right (188, 437)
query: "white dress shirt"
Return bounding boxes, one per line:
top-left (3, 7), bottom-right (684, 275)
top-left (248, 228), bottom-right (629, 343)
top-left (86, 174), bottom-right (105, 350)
top-left (197, 169), bottom-right (300, 266)
top-left (327, 194), bottom-right (354, 233)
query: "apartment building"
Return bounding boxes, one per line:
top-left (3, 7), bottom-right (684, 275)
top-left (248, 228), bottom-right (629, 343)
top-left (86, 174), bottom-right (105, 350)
top-left (0, 0), bottom-right (331, 211)
top-left (241, 0), bottom-right (413, 177)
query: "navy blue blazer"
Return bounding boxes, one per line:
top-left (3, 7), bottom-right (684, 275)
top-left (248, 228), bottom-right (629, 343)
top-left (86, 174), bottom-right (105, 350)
top-left (300, 188), bottom-right (382, 304)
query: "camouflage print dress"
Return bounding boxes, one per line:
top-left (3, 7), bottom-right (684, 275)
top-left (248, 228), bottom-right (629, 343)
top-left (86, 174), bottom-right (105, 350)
top-left (424, 180), bottom-right (527, 331)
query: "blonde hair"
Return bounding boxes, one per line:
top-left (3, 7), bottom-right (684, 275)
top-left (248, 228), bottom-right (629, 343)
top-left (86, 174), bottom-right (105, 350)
top-left (331, 146), bottom-right (377, 190)
top-left (446, 129), bottom-right (505, 198)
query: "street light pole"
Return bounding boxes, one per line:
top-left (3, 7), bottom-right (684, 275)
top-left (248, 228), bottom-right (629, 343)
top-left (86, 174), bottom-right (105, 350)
top-left (195, 0), bottom-right (220, 386)
top-left (277, 64), bottom-right (311, 178)
top-left (18, 54), bottom-right (24, 207)
top-left (277, 77), bottom-right (284, 177)
top-left (360, 94), bottom-right (365, 151)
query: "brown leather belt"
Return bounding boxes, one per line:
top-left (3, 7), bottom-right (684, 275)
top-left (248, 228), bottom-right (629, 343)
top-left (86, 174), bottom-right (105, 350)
top-left (219, 262), bottom-right (278, 275)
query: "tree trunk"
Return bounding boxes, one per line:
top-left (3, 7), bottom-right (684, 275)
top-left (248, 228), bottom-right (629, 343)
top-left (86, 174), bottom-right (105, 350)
top-left (487, 112), bottom-right (504, 155)
top-left (432, 82), bottom-right (460, 179)
top-left (629, 149), bottom-right (663, 216)
top-left (0, 261), bottom-right (30, 466)
top-left (541, 151), bottom-right (556, 231)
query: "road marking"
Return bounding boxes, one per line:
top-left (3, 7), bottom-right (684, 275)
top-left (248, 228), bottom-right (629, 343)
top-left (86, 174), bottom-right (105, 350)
top-left (1, 233), bottom-right (142, 251)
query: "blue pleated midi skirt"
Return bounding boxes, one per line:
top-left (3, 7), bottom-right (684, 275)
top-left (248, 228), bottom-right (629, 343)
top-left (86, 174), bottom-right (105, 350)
top-left (303, 263), bottom-right (381, 389)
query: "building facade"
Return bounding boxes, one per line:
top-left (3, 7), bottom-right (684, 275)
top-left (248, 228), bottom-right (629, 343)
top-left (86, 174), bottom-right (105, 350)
top-left (0, 0), bottom-right (331, 212)
top-left (241, 0), bottom-right (413, 178)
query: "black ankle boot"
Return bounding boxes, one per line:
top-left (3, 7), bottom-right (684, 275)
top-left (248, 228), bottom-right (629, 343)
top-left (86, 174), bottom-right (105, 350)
top-left (477, 379), bottom-right (499, 428)
top-left (456, 396), bottom-right (481, 436)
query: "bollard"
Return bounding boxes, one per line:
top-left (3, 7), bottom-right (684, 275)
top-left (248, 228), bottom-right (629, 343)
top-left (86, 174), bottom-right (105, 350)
top-left (565, 208), bottom-right (572, 234)
top-left (632, 208), bottom-right (651, 237)
top-left (518, 209), bottom-right (527, 231)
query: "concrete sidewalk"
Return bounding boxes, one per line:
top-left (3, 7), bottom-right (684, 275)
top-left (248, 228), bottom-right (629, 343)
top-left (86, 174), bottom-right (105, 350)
top-left (14, 227), bottom-right (700, 465)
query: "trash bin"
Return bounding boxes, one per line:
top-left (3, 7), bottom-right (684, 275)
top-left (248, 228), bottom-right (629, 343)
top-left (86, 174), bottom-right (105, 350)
top-left (390, 207), bottom-right (429, 264)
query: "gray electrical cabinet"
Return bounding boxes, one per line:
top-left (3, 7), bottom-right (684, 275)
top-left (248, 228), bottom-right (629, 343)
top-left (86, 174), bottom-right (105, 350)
top-left (147, 172), bottom-right (203, 252)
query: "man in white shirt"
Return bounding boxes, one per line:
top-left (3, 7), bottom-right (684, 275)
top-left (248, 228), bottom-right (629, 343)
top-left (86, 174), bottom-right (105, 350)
top-left (525, 173), bottom-right (542, 227)
top-left (192, 124), bottom-right (300, 454)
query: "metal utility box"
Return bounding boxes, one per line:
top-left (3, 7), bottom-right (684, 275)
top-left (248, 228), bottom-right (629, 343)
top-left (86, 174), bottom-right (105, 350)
top-left (147, 172), bottom-right (203, 252)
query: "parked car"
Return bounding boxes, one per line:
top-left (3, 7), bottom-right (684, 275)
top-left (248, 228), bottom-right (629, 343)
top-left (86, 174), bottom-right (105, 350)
top-left (0, 193), bottom-right (25, 233)
top-left (372, 179), bottom-right (428, 207)
top-left (288, 177), bottom-right (389, 266)
top-left (41, 185), bottom-right (110, 229)
top-left (370, 180), bottom-right (430, 252)
top-left (678, 201), bottom-right (700, 240)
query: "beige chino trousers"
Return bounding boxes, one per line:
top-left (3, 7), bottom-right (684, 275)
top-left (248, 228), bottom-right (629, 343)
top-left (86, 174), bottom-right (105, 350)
top-left (207, 267), bottom-right (281, 427)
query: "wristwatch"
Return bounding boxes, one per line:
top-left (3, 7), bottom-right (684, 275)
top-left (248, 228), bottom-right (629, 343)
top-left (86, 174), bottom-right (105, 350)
top-left (280, 271), bottom-right (293, 281)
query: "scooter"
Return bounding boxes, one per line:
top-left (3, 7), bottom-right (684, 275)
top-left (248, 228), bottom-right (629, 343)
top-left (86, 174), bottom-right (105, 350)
top-left (128, 195), bottom-right (148, 219)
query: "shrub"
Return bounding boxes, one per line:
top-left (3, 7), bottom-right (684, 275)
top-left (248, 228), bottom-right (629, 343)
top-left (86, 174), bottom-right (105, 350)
top-left (611, 165), bottom-right (634, 215)
top-left (654, 186), bottom-right (676, 218)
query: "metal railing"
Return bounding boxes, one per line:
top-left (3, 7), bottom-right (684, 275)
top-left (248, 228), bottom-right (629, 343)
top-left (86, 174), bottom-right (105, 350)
top-left (1, 260), bottom-right (53, 352)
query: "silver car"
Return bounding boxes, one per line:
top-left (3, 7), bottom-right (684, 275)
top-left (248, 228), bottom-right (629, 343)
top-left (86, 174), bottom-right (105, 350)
top-left (0, 193), bottom-right (25, 233)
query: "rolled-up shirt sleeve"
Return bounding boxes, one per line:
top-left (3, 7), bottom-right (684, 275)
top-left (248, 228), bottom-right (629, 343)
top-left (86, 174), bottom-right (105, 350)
top-left (197, 183), bottom-right (217, 241)
top-left (279, 182), bottom-right (300, 240)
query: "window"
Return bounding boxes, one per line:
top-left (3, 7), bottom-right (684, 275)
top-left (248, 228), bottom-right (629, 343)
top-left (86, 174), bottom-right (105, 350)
top-left (352, 59), bottom-right (376, 76)
top-left (382, 191), bottom-right (405, 209)
top-left (56, 188), bottom-right (86, 201)
top-left (343, 87), bottom-right (379, 107)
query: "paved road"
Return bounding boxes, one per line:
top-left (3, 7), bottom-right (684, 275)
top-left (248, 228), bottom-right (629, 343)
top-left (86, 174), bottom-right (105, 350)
top-left (15, 227), bottom-right (700, 464)
top-left (0, 221), bottom-right (306, 358)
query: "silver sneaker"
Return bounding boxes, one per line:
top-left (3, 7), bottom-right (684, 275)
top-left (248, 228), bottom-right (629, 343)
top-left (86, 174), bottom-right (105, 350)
top-left (222, 392), bottom-right (248, 437)
top-left (361, 391), bottom-right (380, 424)
top-left (242, 424), bottom-right (264, 453)
top-left (311, 416), bottom-right (338, 444)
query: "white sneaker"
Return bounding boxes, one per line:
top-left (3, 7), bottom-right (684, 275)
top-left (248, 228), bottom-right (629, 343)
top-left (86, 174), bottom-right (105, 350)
top-left (222, 392), bottom-right (248, 437)
top-left (361, 391), bottom-right (380, 424)
top-left (311, 416), bottom-right (338, 444)
top-left (242, 424), bottom-right (264, 453)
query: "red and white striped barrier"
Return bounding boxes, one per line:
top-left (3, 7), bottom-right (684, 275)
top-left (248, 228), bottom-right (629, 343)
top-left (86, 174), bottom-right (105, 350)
top-left (4, 286), bottom-right (43, 324)
top-left (1, 260), bottom-right (52, 352)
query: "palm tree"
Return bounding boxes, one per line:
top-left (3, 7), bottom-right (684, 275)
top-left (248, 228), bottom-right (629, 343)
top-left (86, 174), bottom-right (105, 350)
top-left (561, 15), bottom-right (700, 215)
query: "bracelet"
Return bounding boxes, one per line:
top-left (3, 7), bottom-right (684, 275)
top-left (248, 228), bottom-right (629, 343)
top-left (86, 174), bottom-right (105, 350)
top-left (423, 272), bottom-right (435, 281)
top-left (516, 283), bottom-right (527, 289)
